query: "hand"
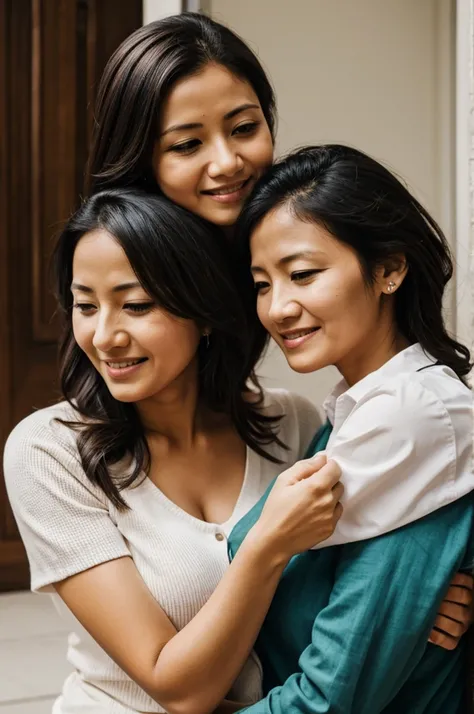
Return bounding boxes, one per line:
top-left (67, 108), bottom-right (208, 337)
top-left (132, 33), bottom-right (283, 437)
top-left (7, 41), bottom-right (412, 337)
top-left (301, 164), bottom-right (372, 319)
top-left (428, 572), bottom-right (473, 650)
top-left (251, 454), bottom-right (343, 564)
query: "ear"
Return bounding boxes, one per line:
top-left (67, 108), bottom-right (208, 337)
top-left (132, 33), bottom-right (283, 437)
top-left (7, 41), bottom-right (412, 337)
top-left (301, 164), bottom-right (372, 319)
top-left (374, 254), bottom-right (408, 295)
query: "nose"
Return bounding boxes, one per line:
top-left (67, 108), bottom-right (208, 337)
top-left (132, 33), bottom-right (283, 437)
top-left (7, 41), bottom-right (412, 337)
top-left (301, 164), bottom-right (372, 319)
top-left (92, 312), bottom-right (130, 353)
top-left (207, 139), bottom-right (244, 178)
top-left (267, 287), bottom-right (302, 324)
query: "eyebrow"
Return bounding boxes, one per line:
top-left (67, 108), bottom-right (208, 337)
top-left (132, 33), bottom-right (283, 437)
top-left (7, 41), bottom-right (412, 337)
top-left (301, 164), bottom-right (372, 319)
top-left (251, 251), bottom-right (325, 273)
top-left (71, 281), bottom-right (142, 293)
top-left (160, 103), bottom-right (260, 138)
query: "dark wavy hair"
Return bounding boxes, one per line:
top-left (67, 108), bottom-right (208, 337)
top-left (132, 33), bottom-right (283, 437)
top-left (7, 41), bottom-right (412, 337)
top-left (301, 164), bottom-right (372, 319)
top-left (54, 190), bottom-right (282, 509)
top-left (86, 12), bottom-right (276, 194)
top-left (236, 144), bottom-right (472, 384)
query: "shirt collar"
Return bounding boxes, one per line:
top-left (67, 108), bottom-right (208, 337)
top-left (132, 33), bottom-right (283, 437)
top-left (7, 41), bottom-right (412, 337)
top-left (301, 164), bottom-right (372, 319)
top-left (323, 343), bottom-right (436, 425)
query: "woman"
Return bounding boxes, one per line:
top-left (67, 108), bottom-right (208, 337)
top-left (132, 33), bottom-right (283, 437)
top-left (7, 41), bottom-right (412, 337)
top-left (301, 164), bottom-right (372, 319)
top-left (87, 11), bottom-right (472, 646)
top-left (5, 190), bottom-right (343, 714)
top-left (228, 144), bottom-right (474, 713)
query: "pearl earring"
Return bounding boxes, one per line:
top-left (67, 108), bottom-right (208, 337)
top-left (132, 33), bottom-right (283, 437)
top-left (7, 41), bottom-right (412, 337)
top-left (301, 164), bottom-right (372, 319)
top-left (387, 281), bottom-right (396, 293)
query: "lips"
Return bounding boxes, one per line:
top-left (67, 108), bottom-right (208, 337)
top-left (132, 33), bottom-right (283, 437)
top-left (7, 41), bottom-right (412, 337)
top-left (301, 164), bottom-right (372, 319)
top-left (201, 177), bottom-right (251, 195)
top-left (106, 358), bottom-right (147, 369)
top-left (280, 328), bottom-right (319, 341)
top-left (279, 327), bottom-right (320, 350)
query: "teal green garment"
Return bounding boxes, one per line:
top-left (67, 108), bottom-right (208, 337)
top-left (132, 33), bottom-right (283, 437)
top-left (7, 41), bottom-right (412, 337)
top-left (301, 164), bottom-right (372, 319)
top-left (228, 422), bottom-right (474, 714)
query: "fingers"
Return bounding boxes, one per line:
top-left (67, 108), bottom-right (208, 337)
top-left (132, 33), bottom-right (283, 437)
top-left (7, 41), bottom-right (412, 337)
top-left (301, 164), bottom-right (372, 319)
top-left (429, 612), bottom-right (466, 649)
top-left (443, 584), bottom-right (473, 609)
top-left (306, 459), bottom-right (341, 489)
top-left (332, 481), bottom-right (345, 503)
top-left (448, 572), bottom-right (474, 591)
top-left (285, 454), bottom-right (327, 483)
top-left (436, 602), bottom-right (471, 632)
top-left (334, 501), bottom-right (343, 524)
top-left (428, 628), bottom-right (460, 651)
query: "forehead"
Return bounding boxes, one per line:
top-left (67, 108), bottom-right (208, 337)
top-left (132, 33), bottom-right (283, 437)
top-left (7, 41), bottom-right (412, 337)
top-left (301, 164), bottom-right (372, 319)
top-left (72, 229), bottom-right (135, 280)
top-left (250, 205), bottom-right (340, 263)
top-left (160, 62), bottom-right (260, 125)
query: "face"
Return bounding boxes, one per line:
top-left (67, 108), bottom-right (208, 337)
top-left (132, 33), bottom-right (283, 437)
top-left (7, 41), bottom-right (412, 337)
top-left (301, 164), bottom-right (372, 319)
top-left (251, 205), bottom-right (403, 385)
top-left (71, 229), bottom-right (202, 404)
top-left (154, 62), bottom-right (274, 227)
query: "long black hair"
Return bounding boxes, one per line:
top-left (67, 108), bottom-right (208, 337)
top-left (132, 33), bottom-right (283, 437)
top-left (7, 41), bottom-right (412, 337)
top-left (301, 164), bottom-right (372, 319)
top-left (236, 144), bottom-right (472, 383)
top-left (54, 189), bottom-right (281, 508)
top-left (87, 12), bottom-right (276, 194)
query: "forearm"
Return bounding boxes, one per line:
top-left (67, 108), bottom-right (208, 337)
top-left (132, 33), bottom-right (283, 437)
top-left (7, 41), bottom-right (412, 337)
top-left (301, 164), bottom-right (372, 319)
top-left (154, 528), bottom-right (287, 714)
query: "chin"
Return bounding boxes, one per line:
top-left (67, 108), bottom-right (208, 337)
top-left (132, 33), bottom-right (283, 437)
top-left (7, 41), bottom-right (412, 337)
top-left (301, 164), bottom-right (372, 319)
top-left (207, 211), bottom-right (240, 227)
top-left (285, 353), bottom-right (329, 374)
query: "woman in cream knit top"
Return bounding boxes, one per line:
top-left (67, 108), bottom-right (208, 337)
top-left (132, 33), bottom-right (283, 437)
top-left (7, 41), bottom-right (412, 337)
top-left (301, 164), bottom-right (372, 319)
top-left (5, 190), bottom-right (343, 714)
top-left (6, 389), bottom-right (320, 713)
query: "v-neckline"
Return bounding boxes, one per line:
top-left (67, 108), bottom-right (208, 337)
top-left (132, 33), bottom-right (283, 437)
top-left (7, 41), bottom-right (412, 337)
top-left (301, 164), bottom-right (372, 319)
top-left (141, 446), bottom-right (256, 532)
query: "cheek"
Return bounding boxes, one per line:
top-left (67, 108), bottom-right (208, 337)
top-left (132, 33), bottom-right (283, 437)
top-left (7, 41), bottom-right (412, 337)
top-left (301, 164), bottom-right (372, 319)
top-left (256, 296), bottom-right (272, 330)
top-left (148, 317), bottom-right (201, 356)
top-left (251, 134), bottom-right (274, 172)
top-left (72, 316), bottom-right (93, 354)
top-left (155, 155), bottom-right (196, 197)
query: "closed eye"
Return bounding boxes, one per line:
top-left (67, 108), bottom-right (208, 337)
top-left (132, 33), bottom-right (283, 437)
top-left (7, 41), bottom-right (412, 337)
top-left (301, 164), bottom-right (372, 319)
top-left (168, 139), bottom-right (201, 155)
top-left (291, 270), bottom-right (323, 282)
top-left (233, 121), bottom-right (260, 137)
top-left (72, 302), bottom-right (96, 314)
top-left (124, 302), bottom-right (155, 314)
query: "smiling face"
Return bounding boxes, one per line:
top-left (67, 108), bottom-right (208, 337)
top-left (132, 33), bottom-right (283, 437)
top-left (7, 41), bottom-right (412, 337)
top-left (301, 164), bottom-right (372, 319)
top-left (154, 62), bottom-right (274, 226)
top-left (251, 205), bottom-right (406, 385)
top-left (71, 229), bottom-right (202, 404)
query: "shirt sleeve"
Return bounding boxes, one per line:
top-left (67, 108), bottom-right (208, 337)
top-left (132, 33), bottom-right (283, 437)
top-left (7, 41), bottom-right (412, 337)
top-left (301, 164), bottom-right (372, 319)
top-left (4, 410), bottom-right (131, 592)
top-left (241, 497), bottom-right (473, 714)
top-left (315, 378), bottom-right (459, 548)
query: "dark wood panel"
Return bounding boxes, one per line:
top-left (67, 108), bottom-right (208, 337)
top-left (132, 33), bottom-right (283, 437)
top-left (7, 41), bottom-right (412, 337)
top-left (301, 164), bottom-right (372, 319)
top-left (0, 0), bottom-right (142, 590)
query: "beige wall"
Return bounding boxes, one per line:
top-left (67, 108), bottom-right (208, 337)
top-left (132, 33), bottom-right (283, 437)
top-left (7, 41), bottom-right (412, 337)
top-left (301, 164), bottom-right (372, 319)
top-left (208, 0), bottom-right (455, 409)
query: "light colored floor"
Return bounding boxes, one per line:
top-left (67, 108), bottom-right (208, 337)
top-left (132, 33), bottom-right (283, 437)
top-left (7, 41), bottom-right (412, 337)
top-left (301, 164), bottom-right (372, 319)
top-left (0, 591), bottom-right (72, 714)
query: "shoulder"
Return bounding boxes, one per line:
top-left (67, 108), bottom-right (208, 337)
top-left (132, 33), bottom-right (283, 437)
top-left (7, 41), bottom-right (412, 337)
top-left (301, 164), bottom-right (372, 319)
top-left (3, 401), bottom-right (96, 503)
top-left (339, 371), bottom-right (464, 445)
top-left (4, 401), bottom-right (81, 465)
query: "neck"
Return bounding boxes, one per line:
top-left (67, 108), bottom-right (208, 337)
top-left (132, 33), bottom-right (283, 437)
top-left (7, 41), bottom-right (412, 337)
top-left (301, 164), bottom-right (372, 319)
top-left (338, 321), bottom-right (410, 387)
top-left (136, 361), bottom-right (204, 447)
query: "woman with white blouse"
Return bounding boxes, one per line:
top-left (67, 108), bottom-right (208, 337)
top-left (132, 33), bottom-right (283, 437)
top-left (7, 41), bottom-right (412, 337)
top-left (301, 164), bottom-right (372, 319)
top-left (227, 143), bottom-right (474, 712)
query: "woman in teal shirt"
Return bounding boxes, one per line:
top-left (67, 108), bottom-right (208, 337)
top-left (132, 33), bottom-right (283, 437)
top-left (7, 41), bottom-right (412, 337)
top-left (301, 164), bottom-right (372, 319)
top-left (229, 144), bottom-right (474, 713)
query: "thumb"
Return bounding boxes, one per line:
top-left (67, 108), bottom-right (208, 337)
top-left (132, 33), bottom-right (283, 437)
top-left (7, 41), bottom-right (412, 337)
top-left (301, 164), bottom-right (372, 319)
top-left (291, 453), bottom-right (327, 483)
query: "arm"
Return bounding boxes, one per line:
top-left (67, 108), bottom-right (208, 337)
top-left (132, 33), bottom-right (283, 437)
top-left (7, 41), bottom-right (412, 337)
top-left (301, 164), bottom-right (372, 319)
top-left (312, 379), bottom-right (470, 548)
top-left (242, 497), bottom-right (473, 714)
top-left (4, 415), bottom-right (342, 714)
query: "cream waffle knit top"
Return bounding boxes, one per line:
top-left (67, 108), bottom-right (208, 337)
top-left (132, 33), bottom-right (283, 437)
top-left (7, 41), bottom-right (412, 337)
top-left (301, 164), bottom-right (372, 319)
top-left (4, 389), bottom-right (320, 714)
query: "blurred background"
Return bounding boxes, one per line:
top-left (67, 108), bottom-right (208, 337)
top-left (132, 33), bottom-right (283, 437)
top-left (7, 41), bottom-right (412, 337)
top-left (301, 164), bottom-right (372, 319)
top-left (0, 1), bottom-right (473, 710)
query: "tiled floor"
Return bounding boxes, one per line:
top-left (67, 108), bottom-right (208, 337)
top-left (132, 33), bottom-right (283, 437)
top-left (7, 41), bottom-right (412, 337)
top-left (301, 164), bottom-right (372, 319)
top-left (0, 591), bottom-right (72, 714)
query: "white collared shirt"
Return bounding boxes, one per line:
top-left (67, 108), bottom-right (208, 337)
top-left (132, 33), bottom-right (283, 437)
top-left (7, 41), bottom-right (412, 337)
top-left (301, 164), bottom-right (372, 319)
top-left (314, 343), bottom-right (473, 548)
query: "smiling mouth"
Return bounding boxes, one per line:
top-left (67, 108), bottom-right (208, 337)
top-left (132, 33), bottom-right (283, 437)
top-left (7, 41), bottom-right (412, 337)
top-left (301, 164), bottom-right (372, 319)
top-left (201, 177), bottom-right (251, 196)
top-left (106, 358), bottom-right (147, 369)
top-left (281, 328), bottom-right (320, 341)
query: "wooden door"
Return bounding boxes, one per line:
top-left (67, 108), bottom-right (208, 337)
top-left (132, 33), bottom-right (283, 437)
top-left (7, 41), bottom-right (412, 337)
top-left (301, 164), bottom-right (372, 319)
top-left (0, 0), bottom-right (142, 592)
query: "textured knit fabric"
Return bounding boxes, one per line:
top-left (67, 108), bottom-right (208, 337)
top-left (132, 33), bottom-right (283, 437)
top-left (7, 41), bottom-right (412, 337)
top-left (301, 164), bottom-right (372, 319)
top-left (229, 426), bottom-right (474, 714)
top-left (4, 389), bottom-right (320, 714)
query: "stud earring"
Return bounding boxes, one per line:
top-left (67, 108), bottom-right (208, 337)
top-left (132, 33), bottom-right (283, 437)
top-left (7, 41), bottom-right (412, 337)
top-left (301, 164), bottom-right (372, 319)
top-left (202, 329), bottom-right (211, 348)
top-left (387, 281), bottom-right (396, 293)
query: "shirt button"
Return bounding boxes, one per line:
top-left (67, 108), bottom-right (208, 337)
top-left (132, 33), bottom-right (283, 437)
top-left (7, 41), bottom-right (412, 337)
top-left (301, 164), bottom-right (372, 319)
top-left (215, 532), bottom-right (225, 542)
